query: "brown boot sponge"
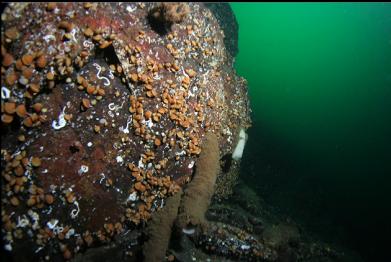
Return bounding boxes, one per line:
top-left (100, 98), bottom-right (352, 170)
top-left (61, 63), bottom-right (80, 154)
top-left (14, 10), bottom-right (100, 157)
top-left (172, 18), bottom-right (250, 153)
top-left (143, 189), bottom-right (183, 262)
top-left (177, 132), bottom-right (220, 229)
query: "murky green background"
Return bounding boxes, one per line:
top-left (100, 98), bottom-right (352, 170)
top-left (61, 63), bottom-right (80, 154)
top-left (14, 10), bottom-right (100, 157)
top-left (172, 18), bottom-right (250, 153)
top-left (231, 3), bottom-right (391, 261)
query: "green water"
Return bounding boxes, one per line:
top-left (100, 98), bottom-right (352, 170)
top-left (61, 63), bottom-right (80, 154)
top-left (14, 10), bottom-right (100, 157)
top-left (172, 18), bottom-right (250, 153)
top-left (231, 3), bottom-right (391, 261)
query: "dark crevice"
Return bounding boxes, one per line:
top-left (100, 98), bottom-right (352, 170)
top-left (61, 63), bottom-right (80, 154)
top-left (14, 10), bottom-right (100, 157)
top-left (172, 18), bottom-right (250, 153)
top-left (221, 153), bottom-right (233, 173)
top-left (147, 11), bottom-right (170, 36)
top-left (69, 145), bottom-right (80, 154)
top-left (103, 44), bottom-right (121, 65)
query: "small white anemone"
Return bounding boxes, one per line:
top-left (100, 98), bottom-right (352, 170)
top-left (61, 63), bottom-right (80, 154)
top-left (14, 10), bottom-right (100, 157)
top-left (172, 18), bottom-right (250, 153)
top-left (232, 128), bottom-right (248, 161)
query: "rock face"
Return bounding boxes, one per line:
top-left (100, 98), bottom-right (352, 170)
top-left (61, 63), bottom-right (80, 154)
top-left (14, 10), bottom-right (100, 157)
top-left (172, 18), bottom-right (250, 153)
top-left (204, 3), bottom-right (239, 58)
top-left (1, 2), bottom-right (251, 261)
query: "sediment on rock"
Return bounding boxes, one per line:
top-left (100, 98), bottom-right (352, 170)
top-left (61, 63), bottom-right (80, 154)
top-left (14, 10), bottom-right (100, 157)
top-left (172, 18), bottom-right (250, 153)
top-left (177, 132), bottom-right (220, 229)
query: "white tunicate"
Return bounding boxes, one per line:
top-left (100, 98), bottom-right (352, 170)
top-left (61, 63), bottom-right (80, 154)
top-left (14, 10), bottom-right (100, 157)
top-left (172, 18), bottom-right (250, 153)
top-left (116, 156), bottom-right (124, 163)
top-left (87, 142), bottom-right (93, 147)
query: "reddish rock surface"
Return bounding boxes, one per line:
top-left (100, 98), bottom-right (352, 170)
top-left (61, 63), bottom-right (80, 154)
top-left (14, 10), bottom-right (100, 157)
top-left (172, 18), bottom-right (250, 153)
top-left (1, 3), bottom-right (251, 261)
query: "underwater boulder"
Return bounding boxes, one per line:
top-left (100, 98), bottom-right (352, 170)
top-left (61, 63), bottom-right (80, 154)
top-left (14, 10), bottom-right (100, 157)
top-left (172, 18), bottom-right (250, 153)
top-left (1, 2), bottom-right (251, 261)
